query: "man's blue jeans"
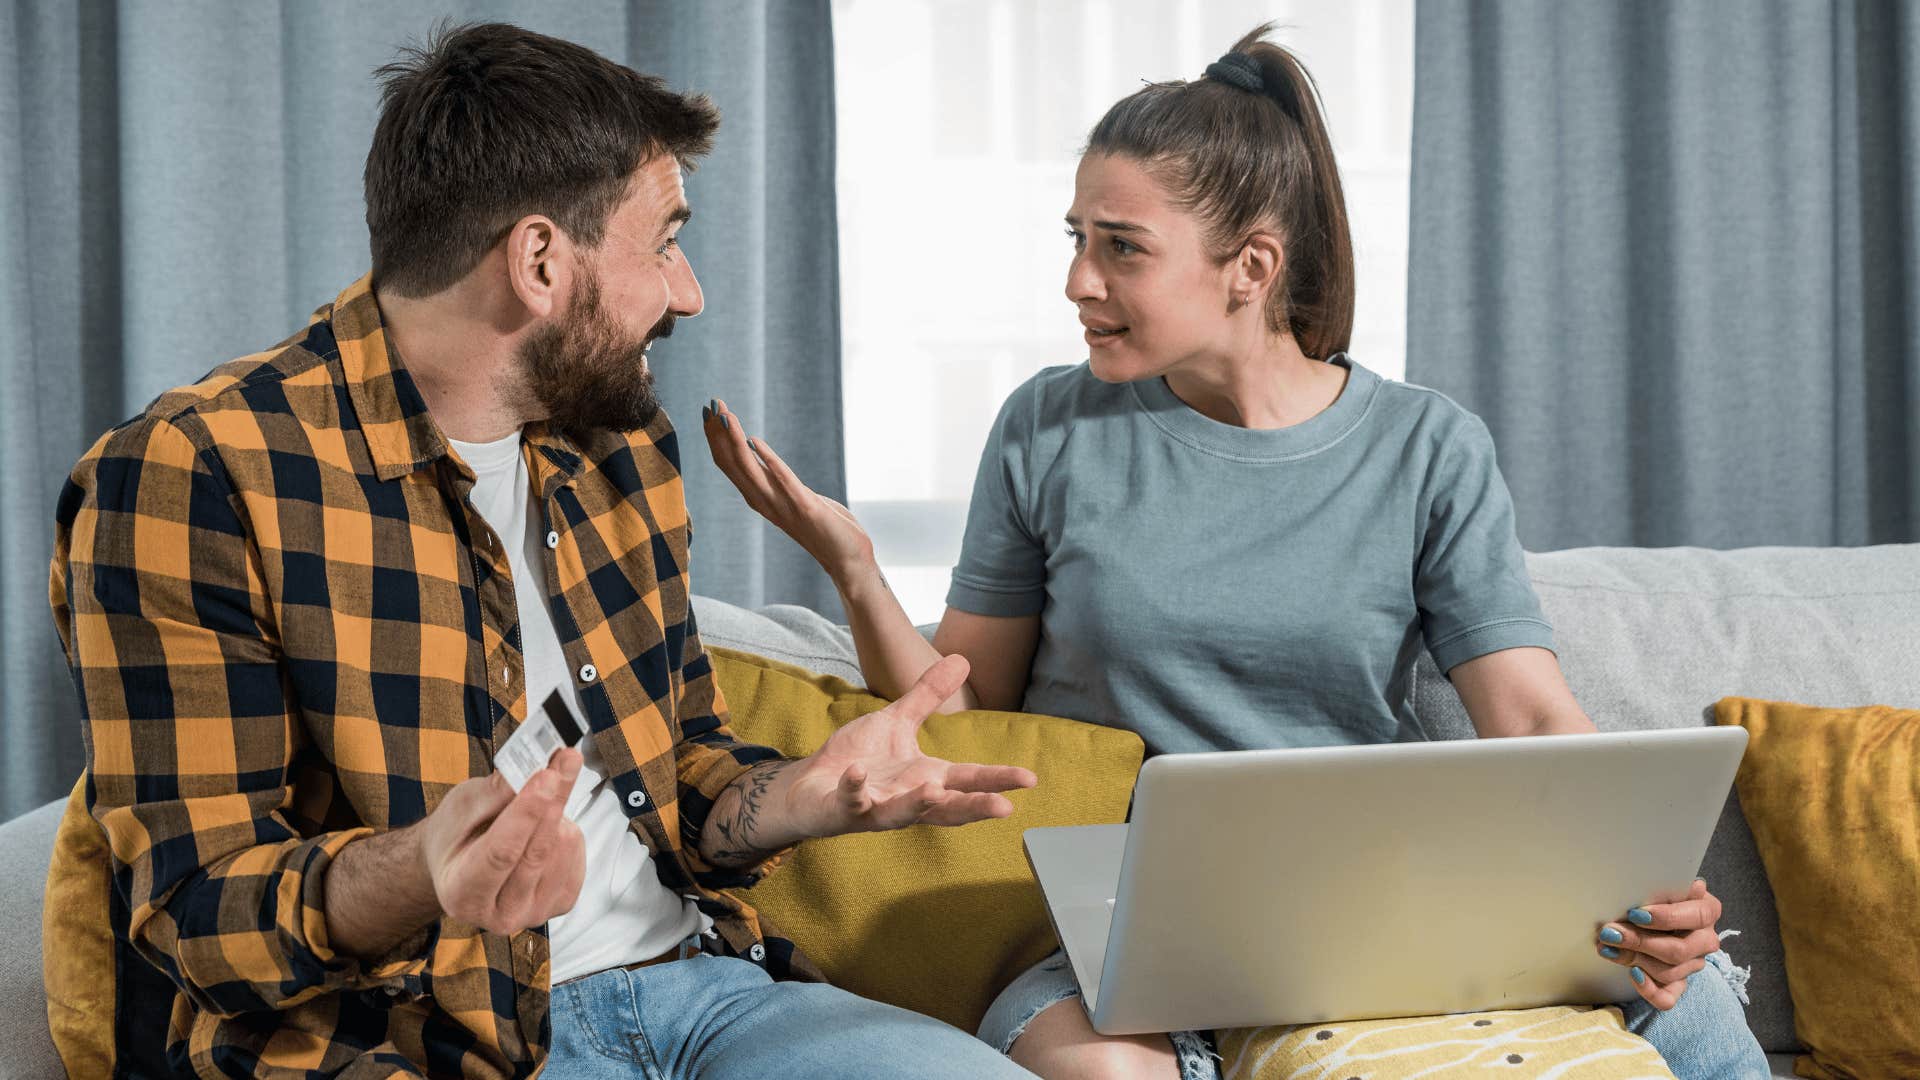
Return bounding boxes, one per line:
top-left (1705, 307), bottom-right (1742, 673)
top-left (546, 952), bottom-right (1038, 1079)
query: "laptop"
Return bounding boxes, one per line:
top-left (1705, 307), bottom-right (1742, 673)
top-left (1023, 726), bottom-right (1748, 1036)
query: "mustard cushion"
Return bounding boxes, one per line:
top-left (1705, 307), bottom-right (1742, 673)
top-left (1716, 697), bottom-right (1920, 1080)
top-left (43, 776), bottom-right (117, 1077)
top-left (709, 646), bottom-right (1145, 1033)
top-left (1217, 1006), bottom-right (1677, 1079)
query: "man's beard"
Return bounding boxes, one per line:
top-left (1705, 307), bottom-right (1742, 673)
top-left (515, 267), bottom-right (674, 445)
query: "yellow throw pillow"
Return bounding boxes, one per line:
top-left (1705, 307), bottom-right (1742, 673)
top-left (43, 776), bottom-right (117, 1077)
top-left (1217, 1006), bottom-right (1677, 1079)
top-left (709, 647), bottom-right (1144, 1033)
top-left (1715, 698), bottom-right (1920, 1080)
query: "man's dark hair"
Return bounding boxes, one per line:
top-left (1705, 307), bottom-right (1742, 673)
top-left (365, 21), bottom-right (720, 298)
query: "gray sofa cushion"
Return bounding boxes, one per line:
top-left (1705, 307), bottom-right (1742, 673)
top-left (696, 600), bottom-right (865, 684)
top-left (1411, 544), bottom-right (1920, 1053)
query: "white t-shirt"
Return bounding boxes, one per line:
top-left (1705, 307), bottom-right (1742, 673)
top-left (449, 431), bottom-right (710, 985)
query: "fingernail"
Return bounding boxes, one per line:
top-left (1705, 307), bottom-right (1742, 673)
top-left (701, 404), bottom-right (712, 420)
top-left (1628, 908), bottom-right (1653, 926)
top-left (1599, 926), bottom-right (1624, 944)
top-left (1599, 945), bottom-right (1620, 959)
top-left (1630, 966), bottom-right (1647, 985)
top-left (708, 398), bottom-right (717, 413)
top-left (720, 415), bottom-right (730, 430)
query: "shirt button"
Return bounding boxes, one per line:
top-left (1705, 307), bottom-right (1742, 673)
top-left (579, 663), bottom-right (598, 684)
top-left (502, 666), bottom-right (511, 684)
top-left (748, 943), bottom-right (767, 963)
top-left (546, 530), bottom-right (560, 549)
top-left (383, 986), bottom-right (401, 996)
top-left (627, 789), bottom-right (647, 809)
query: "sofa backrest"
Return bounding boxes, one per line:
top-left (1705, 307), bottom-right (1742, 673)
top-left (1410, 543), bottom-right (1920, 1052)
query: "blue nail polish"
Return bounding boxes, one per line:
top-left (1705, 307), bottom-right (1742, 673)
top-left (1600, 945), bottom-right (1620, 959)
top-left (720, 415), bottom-right (730, 430)
top-left (701, 405), bottom-right (712, 420)
top-left (1631, 966), bottom-right (1647, 985)
top-left (1628, 908), bottom-right (1653, 926)
top-left (1599, 926), bottom-right (1624, 944)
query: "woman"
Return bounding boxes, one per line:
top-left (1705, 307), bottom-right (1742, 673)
top-left (701, 24), bottom-right (1767, 1080)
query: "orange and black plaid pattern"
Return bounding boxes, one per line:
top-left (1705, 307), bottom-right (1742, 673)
top-left (48, 273), bottom-right (816, 1079)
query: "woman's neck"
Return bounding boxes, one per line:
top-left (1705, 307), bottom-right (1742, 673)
top-left (1162, 333), bottom-right (1347, 430)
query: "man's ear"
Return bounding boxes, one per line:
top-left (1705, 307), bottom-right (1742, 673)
top-left (1230, 232), bottom-right (1286, 313)
top-left (505, 216), bottom-right (565, 319)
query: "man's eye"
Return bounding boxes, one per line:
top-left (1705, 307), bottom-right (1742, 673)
top-left (1110, 236), bottom-right (1136, 255)
top-left (658, 237), bottom-right (680, 256)
top-left (1064, 228), bottom-right (1085, 250)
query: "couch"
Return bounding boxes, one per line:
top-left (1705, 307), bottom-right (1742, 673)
top-left (4, 543), bottom-right (1916, 1078)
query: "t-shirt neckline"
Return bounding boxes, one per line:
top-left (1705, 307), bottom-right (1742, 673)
top-left (1127, 352), bottom-right (1380, 463)
top-left (446, 429), bottom-right (526, 476)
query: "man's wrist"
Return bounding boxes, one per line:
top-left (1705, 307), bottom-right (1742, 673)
top-left (700, 759), bottom-right (812, 868)
top-left (323, 823), bottom-right (443, 963)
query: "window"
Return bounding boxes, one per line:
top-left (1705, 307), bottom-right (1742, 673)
top-left (834, 0), bottom-right (1414, 622)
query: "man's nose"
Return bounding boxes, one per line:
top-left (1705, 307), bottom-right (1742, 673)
top-left (671, 255), bottom-right (704, 318)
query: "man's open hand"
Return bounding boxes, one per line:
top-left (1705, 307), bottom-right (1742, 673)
top-left (783, 654), bottom-right (1039, 838)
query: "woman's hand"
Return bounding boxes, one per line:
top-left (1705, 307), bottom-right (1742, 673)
top-left (701, 398), bottom-right (875, 581)
top-left (1595, 878), bottom-right (1724, 1010)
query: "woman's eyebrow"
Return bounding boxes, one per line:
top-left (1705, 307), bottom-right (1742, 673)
top-left (1065, 214), bottom-right (1152, 235)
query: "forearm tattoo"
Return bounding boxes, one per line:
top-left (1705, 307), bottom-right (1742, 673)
top-left (703, 759), bottom-right (794, 868)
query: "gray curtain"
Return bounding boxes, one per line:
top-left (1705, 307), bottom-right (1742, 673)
top-left (0, 0), bottom-right (842, 819)
top-left (1408, 0), bottom-right (1920, 552)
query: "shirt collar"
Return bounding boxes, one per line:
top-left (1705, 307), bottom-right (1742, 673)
top-left (331, 273), bottom-right (584, 485)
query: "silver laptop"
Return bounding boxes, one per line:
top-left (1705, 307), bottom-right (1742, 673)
top-left (1024, 726), bottom-right (1748, 1036)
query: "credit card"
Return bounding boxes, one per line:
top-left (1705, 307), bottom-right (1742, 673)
top-left (493, 690), bottom-right (585, 792)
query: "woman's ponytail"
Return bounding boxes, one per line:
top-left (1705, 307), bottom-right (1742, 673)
top-left (1087, 22), bottom-right (1355, 359)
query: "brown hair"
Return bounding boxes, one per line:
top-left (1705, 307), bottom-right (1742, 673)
top-left (365, 21), bottom-right (720, 298)
top-left (1086, 23), bottom-right (1354, 359)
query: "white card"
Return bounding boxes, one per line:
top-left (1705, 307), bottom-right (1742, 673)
top-left (493, 691), bottom-right (585, 792)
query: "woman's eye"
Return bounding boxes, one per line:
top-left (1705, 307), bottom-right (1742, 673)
top-left (1064, 228), bottom-right (1085, 250)
top-left (1110, 236), bottom-right (1135, 255)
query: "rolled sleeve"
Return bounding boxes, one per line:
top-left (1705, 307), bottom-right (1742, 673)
top-left (672, 614), bottom-right (792, 890)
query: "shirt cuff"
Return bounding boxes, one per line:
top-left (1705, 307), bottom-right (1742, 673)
top-left (300, 828), bottom-right (439, 1002)
top-left (677, 747), bottom-right (795, 891)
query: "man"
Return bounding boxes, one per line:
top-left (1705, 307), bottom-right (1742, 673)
top-left (49, 22), bottom-right (1038, 1080)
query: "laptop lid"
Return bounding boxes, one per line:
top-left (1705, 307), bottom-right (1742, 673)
top-left (1080, 726), bottom-right (1746, 1035)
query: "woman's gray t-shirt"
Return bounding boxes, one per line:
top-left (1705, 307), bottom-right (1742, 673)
top-left (945, 355), bottom-right (1554, 755)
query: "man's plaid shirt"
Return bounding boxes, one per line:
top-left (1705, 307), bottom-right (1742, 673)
top-left (48, 274), bottom-right (817, 1078)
